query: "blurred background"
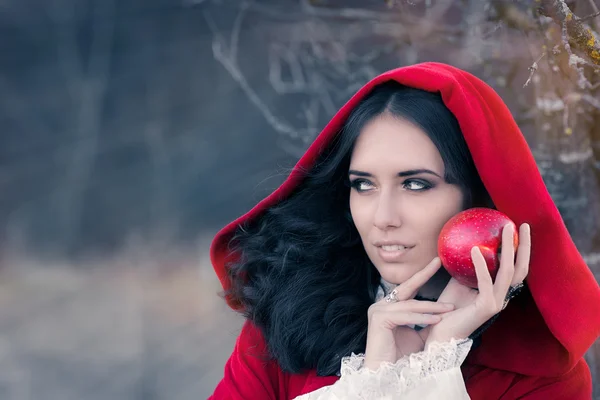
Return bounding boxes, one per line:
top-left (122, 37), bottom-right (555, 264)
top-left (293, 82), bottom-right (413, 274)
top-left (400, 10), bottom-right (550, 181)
top-left (1, 0), bottom-right (600, 398)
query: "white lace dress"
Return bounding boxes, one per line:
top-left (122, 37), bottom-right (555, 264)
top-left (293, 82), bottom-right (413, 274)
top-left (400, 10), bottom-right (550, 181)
top-left (292, 282), bottom-right (472, 400)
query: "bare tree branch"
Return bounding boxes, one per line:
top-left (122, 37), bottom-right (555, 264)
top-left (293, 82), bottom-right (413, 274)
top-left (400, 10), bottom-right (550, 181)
top-left (582, 0), bottom-right (600, 27)
top-left (580, 10), bottom-right (600, 23)
top-left (205, 1), bottom-right (426, 151)
top-left (524, 51), bottom-right (547, 87)
top-left (539, 0), bottom-right (600, 65)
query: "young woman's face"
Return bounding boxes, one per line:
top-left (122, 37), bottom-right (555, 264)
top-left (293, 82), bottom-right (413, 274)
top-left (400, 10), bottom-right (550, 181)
top-left (349, 114), bottom-right (465, 285)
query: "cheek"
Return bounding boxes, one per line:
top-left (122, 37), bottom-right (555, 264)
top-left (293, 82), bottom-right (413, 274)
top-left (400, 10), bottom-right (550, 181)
top-left (402, 191), bottom-right (460, 230)
top-left (426, 193), bottom-right (464, 233)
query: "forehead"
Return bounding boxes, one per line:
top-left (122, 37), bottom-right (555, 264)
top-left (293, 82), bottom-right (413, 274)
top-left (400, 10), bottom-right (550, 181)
top-left (349, 114), bottom-right (445, 174)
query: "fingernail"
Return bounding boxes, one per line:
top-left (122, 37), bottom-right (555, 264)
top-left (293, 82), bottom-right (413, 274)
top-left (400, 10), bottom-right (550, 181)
top-left (443, 303), bottom-right (455, 309)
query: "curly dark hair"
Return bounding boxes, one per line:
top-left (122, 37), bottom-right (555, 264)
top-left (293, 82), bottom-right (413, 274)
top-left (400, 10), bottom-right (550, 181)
top-left (224, 81), bottom-right (494, 376)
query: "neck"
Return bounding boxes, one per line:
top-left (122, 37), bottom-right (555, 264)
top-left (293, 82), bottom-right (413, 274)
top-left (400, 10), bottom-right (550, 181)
top-left (417, 268), bottom-right (451, 301)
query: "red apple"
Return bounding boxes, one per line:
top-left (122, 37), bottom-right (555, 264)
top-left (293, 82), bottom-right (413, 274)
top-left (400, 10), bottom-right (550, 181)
top-left (437, 208), bottom-right (519, 289)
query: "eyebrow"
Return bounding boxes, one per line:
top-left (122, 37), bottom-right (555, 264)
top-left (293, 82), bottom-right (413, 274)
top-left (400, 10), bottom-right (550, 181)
top-left (348, 169), bottom-right (442, 179)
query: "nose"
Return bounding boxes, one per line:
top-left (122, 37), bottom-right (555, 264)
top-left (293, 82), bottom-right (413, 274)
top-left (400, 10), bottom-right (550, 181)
top-left (373, 191), bottom-right (402, 230)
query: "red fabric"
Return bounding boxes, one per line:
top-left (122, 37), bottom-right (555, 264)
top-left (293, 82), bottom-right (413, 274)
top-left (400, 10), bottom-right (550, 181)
top-left (209, 62), bottom-right (600, 399)
top-left (209, 320), bottom-right (339, 400)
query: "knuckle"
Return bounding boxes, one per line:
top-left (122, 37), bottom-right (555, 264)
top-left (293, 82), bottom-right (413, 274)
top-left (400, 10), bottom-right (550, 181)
top-left (369, 312), bottom-right (389, 326)
top-left (367, 305), bottom-right (378, 318)
top-left (368, 306), bottom-right (387, 319)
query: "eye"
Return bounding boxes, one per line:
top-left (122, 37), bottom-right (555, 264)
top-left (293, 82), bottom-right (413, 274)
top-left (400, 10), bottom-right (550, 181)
top-left (350, 178), bottom-right (375, 193)
top-left (403, 179), bottom-right (433, 191)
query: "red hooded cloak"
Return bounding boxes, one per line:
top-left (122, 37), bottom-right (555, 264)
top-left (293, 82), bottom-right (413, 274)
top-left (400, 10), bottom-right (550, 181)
top-left (209, 62), bottom-right (600, 399)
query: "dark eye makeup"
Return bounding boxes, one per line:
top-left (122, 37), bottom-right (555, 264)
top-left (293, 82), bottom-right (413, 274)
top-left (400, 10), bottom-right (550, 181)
top-left (348, 178), bottom-right (434, 193)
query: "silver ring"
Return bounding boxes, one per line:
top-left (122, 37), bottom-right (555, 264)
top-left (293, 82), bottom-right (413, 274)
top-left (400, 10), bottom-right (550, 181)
top-left (385, 289), bottom-right (398, 303)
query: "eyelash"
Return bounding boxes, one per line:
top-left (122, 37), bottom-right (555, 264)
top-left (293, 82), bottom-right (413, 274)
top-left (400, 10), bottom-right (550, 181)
top-left (349, 178), bottom-right (433, 193)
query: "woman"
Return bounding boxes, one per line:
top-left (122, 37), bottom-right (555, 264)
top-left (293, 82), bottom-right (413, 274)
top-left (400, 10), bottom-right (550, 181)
top-left (209, 63), bottom-right (600, 399)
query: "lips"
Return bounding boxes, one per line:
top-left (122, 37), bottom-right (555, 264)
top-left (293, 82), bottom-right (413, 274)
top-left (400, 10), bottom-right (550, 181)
top-left (373, 240), bottom-right (415, 248)
top-left (380, 244), bottom-right (411, 251)
top-left (375, 243), bottom-right (415, 262)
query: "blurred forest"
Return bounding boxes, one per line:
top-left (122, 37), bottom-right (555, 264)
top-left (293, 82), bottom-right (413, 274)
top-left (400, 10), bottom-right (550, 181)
top-left (1, 0), bottom-right (600, 398)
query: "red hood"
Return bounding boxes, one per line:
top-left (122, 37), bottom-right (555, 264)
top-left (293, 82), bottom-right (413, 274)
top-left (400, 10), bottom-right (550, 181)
top-left (210, 62), bottom-right (600, 377)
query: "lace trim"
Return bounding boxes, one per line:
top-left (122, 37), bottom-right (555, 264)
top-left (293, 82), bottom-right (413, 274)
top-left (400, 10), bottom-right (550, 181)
top-left (337, 338), bottom-right (472, 397)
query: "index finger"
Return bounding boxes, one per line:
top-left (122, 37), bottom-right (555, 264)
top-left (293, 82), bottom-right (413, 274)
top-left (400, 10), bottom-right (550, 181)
top-left (392, 257), bottom-right (443, 301)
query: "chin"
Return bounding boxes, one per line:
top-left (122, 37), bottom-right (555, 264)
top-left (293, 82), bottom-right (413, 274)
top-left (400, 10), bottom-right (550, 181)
top-left (377, 266), bottom-right (414, 285)
top-left (368, 252), bottom-right (414, 281)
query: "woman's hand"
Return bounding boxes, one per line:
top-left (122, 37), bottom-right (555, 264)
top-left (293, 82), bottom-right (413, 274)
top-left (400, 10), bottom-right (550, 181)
top-left (363, 258), bottom-right (455, 370)
top-left (423, 223), bottom-right (531, 348)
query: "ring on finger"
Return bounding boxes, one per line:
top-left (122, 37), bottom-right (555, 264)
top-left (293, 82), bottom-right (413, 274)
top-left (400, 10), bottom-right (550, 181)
top-left (385, 289), bottom-right (399, 303)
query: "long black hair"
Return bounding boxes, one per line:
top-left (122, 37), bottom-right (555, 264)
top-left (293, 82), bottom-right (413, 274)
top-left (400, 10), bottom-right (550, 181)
top-left (224, 81), bottom-right (494, 376)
